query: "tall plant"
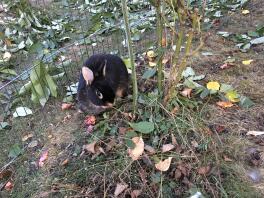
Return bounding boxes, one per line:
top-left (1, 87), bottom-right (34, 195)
top-left (121, 0), bottom-right (138, 114)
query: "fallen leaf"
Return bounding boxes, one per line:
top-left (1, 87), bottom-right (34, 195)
top-left (61, 159), bottom-right (69, 166)
top-left (197, 166), bottom-right (211, 175)
top-left (131, 189), bottom-right (142, 198)
top-left (220, 63), bottom-right (235, 69)
top-left (180, 88), bottom-right (192, 98)
top-left (206, 81), bottom-right (220, 91)
top-left (61, 103), bottom-right (73, 110)
top-left (162, 36), bottom-right (167, 47)
top-left (242, 10), bottom-right (250, 15)
top-left (128, 137), bottom-right (144, 160)
top-left (147, 50), bottom-right (157, 58)
top-left (28, 140), bottom-right (38, 148)
top-left (148, 61), bottom-right (157, 67)
top-left (246, 131), bottom-right (264, 136)
top-left (216, 101), bottom-right (234, 108)
top-left (84, 115), bottom-right (96, 126)
top-left (114, 183), bottom-right (128, 197)
top-left (171, 134), bottom-right (178, 145)
top-left (155, 157), bottom-right (173, 172)
top-left (39, 150), bottom-right (48, 167)
top-left (223, 155), bottom-right (233, 162)
top-left (4, 181), bottom-right (14, 191)
top-left (22, 133), bottom-right (33, 141)
top-left (170, 106), bottom-right (179, 115)
top-left (161, 144), bottom-right (175, 153)
top-left (144, 144), bottom-right (156, 154)
top-left (98, 147), bottom-right (105, 154)
top-left (242, 59), bottom-right (253, 65)
top-left (83, 141), bottom-right (97, 154)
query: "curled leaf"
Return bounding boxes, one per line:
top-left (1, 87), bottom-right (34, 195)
top-left (155, 157), bottom-right (173, 172)
top-left (84, 115), bottom-right (96, 126)
top-left (83, 141), bottom-right (97, 154)
top-left (216, 101), bottom-right (234, 108)
top-left (180, 88), bottom-right (192, 98)
top-left (128, 137), bottom-right (144, 160)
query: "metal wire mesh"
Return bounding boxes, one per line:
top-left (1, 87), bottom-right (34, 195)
top-left (0, 0), bottom-right (157, 145)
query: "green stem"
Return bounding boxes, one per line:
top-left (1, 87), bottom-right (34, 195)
top-left (156, 1), bottom-right (163, 95)
top-left (121, 0), bottom-right (138, 114)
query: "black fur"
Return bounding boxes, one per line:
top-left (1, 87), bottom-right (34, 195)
top-left (77, 54), bottom-right (129, 112)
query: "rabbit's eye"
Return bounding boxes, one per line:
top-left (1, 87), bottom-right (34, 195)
top-left (96, 90), bottom-right (103, 99)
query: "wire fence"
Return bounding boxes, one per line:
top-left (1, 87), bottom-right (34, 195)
top-left (0, 0), bottom-right (157, 140)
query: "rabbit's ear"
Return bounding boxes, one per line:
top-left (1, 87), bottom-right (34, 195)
top-left (82, 67), bottom-right (94, 85)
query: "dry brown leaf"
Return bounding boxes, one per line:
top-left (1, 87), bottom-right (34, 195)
top-left (216, 101), bottom-right (234, 108)
top-left (247, 131), bottom-right (264, 136)
top-left (171, 134), bottom-right (178, 145)
top-left (155, 157), bottom-right (173, 172)
top-left (128, 137), bottom-right (144, 160)
top-left (220, 63), bottom-right (235, 69)
top-left (83, 141), bottom-right (97, 154)
top-left (223, 155), bottom-right (233, 162)
top-left (144, 144), bottom-right (156, 154)
top-left (61, 159), bottom-right (69, 166)
top-left (131, 189), bottom-right (142, 198)
top-left (4, 181), bottom-right (14, 191)
top-left (161, 144), bottom-right (175, 153)
top-left (98, 147), bottom-right (105, 154)
top-left (84, 115), bottom-right (96, 126)
top-left (180, 88), bottom-right (192, 98)
top-left (114, 183), bottom-right (128, 197)
top-left (197, 166), bottom-right (211, 175)
top-left (61, 103), bottom-right (73, 110)
top-left (22, 133), bottom-right (33, 141)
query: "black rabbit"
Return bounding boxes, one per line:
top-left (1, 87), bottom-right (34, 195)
top-left (77, 54), bottom-right (129, 114)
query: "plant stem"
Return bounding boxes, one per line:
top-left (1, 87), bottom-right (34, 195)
top-left (156, 0), bottom-right (163, 95)
top-left (121, 0), bottom-right (138, 114)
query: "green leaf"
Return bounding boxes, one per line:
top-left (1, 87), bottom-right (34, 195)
top-left (63, 95), bottom-right (73, 103)
top-left (200, 89), bottom-right (209, 99)
top-left (239, 96), bottom-right (254, 108)
top-left (33, 83), bottom-right (45, 97)
top-left (45, 74), bottom-right (57, 97)
top-left (13, 107), bottom-right (33, 117)
top-left (19, 81), bottom-right (32, 95)
top-left (142, 68), bottom-right (156, 79)
top-left (220, 83), bottom-right (233, 93)
top-left (52, 72), bottom-right (65, 80)
top-left (125, 131), bottom-right (138, 148)
top-left (30, 62), bottom-right (42, 84)
top-left (182, 67), bottom-right (195, 78)
top-left (129, 121), bottom-right (155, 134)
top-left (225, 90), bottom-right (240, 102)
top-left (8, 144), bottom-right (22, 158)
top-left (0, 69), bottom-right (17, 76)
top-left (123, 58), bottom-right (132, 69)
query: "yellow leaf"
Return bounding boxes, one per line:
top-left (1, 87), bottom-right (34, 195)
top-left (216, 101), bottom-right (234, 108)
top-left (155, 157), bottom-right (172, 172)
top-left (206, 81), bottom-right (220, 91)
top-left (146, 50), bottom-right (156, 58)
top-left (128, 137), bottom-right (144, 160)
top-left (225, 90), bottom-right (240, 102)
top-left (242, 10), bottom-right (250, 15)
top-left (242, 59), bottom-right (253, 65)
